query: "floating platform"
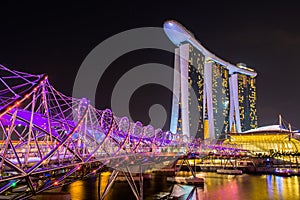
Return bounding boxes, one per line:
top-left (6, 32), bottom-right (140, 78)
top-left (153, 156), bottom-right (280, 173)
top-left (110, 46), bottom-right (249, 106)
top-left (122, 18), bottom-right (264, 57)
top-left (216, 169), bottom-right (243, 175)
top-left (166, 176), bottom-right (204, 186)
top-left (115, 173), bottom-right (151, 182)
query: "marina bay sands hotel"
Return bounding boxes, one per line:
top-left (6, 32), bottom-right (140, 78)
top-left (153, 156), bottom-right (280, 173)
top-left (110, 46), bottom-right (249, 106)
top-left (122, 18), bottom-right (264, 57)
top-left (163, 20), bottom-right (257, 139)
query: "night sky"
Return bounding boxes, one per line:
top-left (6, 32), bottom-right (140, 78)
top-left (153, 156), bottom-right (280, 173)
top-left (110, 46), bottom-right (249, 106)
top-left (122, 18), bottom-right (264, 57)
top-left (1, 1), bottom-right (300, 130)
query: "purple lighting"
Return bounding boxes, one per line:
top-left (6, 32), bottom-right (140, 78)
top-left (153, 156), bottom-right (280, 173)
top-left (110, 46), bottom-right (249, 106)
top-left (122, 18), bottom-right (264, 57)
top-left (0, 64), bottom-right (195, 198)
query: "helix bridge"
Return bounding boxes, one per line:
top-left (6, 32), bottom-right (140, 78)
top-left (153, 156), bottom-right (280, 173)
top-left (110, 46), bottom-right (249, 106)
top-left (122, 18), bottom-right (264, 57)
top-left (0, 64), bottom-right (204, 199)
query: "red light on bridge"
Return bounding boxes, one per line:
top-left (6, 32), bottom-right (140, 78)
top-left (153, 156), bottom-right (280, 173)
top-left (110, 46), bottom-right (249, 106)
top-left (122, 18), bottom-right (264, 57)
top-left (54, 181), bottom-right (59, 186)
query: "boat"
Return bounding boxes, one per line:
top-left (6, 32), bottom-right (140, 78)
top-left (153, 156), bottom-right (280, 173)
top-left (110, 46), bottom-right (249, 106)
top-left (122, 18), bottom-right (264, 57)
top-left (166, 176), bottom-right (204, 186)
top-left (274, 168), bottom-right (293, 177)
top-left (216, 169), bottom-right (243, 175)
top-left (115, 173), bottom-right (151, 181)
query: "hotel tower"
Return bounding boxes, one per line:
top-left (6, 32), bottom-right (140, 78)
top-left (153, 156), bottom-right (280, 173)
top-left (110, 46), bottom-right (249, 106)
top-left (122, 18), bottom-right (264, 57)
top-left (163, 20), bottom-right (257, 139)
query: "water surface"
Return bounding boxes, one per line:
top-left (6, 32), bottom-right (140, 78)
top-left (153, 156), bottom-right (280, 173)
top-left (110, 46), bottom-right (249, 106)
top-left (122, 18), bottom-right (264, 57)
top-left (62, 172), bottom-right (300, 200)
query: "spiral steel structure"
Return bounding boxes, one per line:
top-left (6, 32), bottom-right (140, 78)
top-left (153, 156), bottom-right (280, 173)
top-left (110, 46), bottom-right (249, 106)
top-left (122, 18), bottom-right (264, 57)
top-left (0, 64), bottom-right (196, 199)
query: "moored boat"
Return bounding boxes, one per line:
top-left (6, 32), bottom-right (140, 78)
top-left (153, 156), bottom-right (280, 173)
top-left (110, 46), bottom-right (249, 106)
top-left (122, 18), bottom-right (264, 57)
top-left (217, 169), bottom-right (243, 175)
top-left (274, 168), bottom-right (293, 177)
top-left (166, 176), bottom-right (204, 186)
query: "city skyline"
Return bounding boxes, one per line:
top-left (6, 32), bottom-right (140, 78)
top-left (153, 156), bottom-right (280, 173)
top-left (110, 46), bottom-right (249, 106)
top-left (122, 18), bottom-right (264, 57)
top-left (0, 2), bottom-right (299, 199)
top-left (1, 2), bottom-right (300, 129)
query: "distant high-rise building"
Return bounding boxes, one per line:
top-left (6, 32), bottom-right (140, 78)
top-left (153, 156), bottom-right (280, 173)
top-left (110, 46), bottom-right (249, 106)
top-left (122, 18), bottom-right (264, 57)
top-left (164, 20), bottom-right (258, 139)
top-left (170, 42), bottom-right (205, 138)
top-left (229, 71), bottom-right (257, 132)
top-left (211, 62), bottom-right (230, 138)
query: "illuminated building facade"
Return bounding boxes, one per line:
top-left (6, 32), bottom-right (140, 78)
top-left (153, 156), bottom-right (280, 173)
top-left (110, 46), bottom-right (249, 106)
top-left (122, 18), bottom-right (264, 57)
top-left (229, 69), bottom-right (258, 133)
top-left (211, 63), bottom-right (230, 138)
top-left (164, 20), bottom-right (258, 139)
top-left (238, 73), bottom-right (257, 131)
top-left (223, 126), bottom-right (300, 155)
top-left (170, 42), bottom-right (205, 138)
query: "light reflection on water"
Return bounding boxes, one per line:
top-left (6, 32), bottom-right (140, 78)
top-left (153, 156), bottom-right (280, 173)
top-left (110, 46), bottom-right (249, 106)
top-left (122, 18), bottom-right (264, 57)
top-left (62, 172), bottom-right (300, 200)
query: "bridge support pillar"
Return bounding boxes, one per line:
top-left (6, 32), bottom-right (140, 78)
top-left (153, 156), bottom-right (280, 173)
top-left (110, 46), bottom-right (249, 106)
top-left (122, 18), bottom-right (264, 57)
top-left (98, 173), bottom-right (101, 199)
top-left (175, 157), bottom-right (197, 178)
top-left (123, 166), bottom-right (144, 200)
top-left (100, 170), bottom-right (119, 200)
top-left (139, 165), bottom-right (143, 200)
